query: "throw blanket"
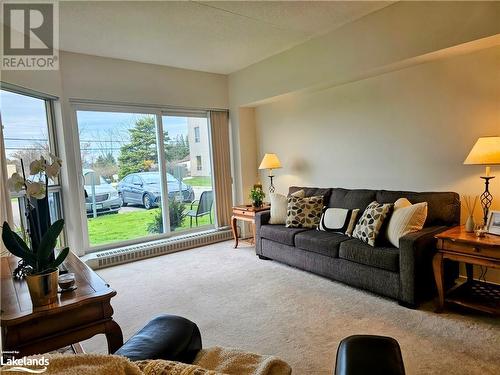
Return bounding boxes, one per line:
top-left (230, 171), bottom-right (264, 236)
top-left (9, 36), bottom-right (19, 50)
top-left (0, 347), bottom-right (291, 375)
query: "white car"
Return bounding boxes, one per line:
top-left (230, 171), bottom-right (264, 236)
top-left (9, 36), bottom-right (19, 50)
top-left (83, 169), bottom-right (122, 216)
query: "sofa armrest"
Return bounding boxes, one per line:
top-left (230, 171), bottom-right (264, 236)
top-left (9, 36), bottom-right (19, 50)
top-left (398, 226), bottom-right (448, 305)
top-left (255, 210), bottom-right (271, 229)
top-left (254, 211), bottom-right (271, 255)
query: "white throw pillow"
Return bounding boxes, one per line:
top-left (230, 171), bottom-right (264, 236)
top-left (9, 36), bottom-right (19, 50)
top-left (386, 198), bottom-right (428, 248)
top-left (269, 190), bottom-right (305, 224)
top-left (318, 208), bottom-right (360, 236)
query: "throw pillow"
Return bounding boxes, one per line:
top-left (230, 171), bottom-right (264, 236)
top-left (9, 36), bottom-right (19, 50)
top-left (353, 201), bottom-right (393, 246)
top-left (386, 198), bottom-right (428, 247)
top-left (318, 208), bottom-right (360, 236)
top-left (286, 195), bottom-right (324, 229)
top-left (269, 189), bottom-right (305, 224)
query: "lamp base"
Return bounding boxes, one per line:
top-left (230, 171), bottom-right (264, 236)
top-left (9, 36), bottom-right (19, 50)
top-left (268, 175), bottom-right (275, 193)
top-left (480, 176), bottom-right (494, 226)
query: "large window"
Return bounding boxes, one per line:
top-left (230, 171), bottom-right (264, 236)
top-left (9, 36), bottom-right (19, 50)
top-left (0, 88), bottom-right (63, 235)
top-left (74, 107), bottom-right (214, 249)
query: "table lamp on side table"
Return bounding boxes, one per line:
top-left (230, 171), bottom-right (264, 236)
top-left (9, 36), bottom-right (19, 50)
top-left (259, 153), bottom-right (282, 193)
top-left (464, 136), bottom-right (500, 225)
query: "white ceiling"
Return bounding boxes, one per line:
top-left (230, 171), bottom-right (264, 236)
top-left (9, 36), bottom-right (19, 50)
top-left (60, 1), bottom-right (393, 74)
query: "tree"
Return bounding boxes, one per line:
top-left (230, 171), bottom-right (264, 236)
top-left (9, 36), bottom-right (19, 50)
top-left (93, 153), bottom-right (117, 181)
top-left (117, 117), bottom-right (171, 179)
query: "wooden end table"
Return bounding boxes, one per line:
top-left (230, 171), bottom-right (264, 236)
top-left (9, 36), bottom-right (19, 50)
top-left (231, 204), bottom-right (270, 248)
top-left (433, 226), bottom-right (500, 314)
top-left (1, 251), bottom-right (123, 358)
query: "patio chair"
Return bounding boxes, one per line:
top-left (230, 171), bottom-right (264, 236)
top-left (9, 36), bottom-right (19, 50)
top-left (187, 190), bottom-right (213, 227)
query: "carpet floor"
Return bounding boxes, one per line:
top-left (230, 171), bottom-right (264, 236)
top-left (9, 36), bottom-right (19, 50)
top-left (82, 241), bottom-right (499, 374)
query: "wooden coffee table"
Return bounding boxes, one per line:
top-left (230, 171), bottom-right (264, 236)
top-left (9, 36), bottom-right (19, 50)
top-left (1, 251), bottom-right (123, 358)
top-left (433, 226), bottom-right (500, 314)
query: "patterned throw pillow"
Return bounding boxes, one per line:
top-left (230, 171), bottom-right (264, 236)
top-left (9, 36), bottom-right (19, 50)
top-left (353, 201), bottom-right (393, 246)
top-left (286, 196), bottom-right (324, 228)
top-left (269, 189), bottom-right (305, 224)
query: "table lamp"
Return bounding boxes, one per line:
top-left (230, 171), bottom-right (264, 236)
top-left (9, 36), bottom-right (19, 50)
top-left (464, 136), bottom-right (500, 225)
top-left (259, 153), bottom-right (282, 193)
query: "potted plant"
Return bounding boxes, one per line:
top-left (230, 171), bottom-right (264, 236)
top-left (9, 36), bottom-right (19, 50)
top-left (2, 154), bottom-right (69, 307)
top-left (249, 185), bottom-right (266, 208)
top-left (2, 220), bottom-right (69, 307)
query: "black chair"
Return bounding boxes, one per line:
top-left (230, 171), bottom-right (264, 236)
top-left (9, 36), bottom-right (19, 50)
top-left (334, 335), bottom-right (406, 375)
top-left (186, 191), bottom-right (213, 227)
top-left (114, 314), bottom-right (202, 363)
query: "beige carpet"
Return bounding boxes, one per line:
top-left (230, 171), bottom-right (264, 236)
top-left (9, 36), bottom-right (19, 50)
top-left (82, 241), bottom-right (499, 375)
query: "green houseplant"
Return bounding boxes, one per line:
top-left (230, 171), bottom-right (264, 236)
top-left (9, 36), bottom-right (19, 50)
top-left (2, 220), bottom-right (69, 306)
top-left (249, 186), bottom-right (266, 208)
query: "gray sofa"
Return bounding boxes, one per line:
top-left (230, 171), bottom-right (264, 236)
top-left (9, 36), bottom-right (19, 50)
top-left (255, 187), bottom-right (460, 306)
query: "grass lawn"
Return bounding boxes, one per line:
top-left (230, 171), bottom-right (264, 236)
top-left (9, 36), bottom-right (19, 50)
top-left (183, 176), bottom-right (212, 186)
top-left (87, 206), bottom-right (213, 246)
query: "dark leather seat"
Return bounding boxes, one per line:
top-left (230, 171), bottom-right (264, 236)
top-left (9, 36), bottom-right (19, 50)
top-left (335, 335), bottom-right (405, 375)
top-left (114, 314), bottom-right (202, 363)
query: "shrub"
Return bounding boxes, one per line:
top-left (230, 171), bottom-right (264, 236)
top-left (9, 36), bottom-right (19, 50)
top-left (147, 199), bottom-right (187, 233)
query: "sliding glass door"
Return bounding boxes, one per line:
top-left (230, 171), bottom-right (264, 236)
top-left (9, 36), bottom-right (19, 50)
top-left (162, 114), bottom-right (214, 232)
top-left (74, 106), bottom-right (215, 250)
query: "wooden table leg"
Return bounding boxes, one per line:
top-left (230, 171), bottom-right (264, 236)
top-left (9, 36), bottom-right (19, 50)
top-left (104, 320), bottom-right (123, 354)
top-left (465, 263), bottom-right (474, 282)
top-left (432, 252), bottom-right (445, 312)
top-left (231, 215), bottom-right (239, 248)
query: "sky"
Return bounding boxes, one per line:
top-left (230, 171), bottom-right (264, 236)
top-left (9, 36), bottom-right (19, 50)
top-left (1, 89), bottom-right (199, 162)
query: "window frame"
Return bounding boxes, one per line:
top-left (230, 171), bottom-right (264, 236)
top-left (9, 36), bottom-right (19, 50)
top-left (1, 83), bottom-right (66, 246)
top-left (71, 102), bottom-right (217, 253)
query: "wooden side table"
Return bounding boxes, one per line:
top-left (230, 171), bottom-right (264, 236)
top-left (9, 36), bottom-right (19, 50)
top-left (433, 226), bottom-right (500, 314)
top-left (1, 251), bottom-right (123, 358)
top-left (231, 204), bottom-right (270, 248)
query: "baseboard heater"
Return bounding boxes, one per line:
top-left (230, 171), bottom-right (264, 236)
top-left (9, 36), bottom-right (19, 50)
top-left (82, 229), bottom-right (232, 270)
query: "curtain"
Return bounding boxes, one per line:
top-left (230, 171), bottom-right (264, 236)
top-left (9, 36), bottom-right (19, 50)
top-left (209, 111), bottom-right (233, 228)
top-left (0, 118), bottom-right (14, 255)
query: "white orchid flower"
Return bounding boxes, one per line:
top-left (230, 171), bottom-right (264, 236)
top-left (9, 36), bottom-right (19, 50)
top-left (25, 181), bottom-right (46, 199)
top-left (46, 161), bottom-right (61, 179)
top-left (29, 156), bottom-right (46, 175)
top-left (49, 153), bottom-right (62, 167)
top-left (7, 173), bottom-right (25, 192)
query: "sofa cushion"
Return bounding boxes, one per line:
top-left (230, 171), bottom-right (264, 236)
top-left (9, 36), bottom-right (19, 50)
top-left (295, 230), bottom-right (349, 258)
top-left (260, 225), bottom-right (309, 246)
top-left (289, 186), bottom-right (332, 203)
top-left (286, 195), bottom-right (324, 229)
top-left (339, 239), bottom-right (400, 272)
top-left (376, 190), bottom-right (460, 227)
top-left (328, 188), bottom-right (377, 212)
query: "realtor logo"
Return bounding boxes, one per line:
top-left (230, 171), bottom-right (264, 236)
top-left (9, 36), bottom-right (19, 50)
top-left (2, 1), bottom-right (59, 70)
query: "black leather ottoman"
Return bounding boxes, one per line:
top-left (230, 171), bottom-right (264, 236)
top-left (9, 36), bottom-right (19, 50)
top-left (334, 335), bottom-right (405, 375)
top-left (114, 314), bottom-right (202, 363)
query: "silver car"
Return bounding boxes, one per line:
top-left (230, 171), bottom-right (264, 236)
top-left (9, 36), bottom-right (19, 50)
top-left (83, 169), bottom-right (122, 216)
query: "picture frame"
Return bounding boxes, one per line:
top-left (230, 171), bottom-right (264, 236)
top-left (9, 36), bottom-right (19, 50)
top-left (486, 210), bottom-right (500, 236)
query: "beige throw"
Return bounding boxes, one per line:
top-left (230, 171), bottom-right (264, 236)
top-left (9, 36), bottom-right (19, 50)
top-left (0, 347), bottom-right (291, 375)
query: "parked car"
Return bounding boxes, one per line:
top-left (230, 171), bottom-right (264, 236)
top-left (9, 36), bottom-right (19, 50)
top-left (83, 169), bottom-right (122, 216)
top-left (117, 172), bottom-right (195, 209)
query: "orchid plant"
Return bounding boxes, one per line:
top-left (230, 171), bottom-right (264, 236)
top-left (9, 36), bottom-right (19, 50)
top-left (4, 154), bottom-right (64, 278)
top-left (7, 154), bottom-right (62, 199)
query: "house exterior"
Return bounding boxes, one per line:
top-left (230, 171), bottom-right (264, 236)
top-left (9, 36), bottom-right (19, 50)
top-left (187, 118), bottom-right (211, 177)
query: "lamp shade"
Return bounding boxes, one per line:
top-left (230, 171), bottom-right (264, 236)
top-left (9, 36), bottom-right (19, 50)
top-left (259, 153), bottom-right (282, 170)
top-left (463, 136), bottom-right (500, 165)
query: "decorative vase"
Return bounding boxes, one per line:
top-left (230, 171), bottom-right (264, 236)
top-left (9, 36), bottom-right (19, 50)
top-left (25, 268), bottom-right (59, 307)
top-left (465, 215), bottom-right (475, 233)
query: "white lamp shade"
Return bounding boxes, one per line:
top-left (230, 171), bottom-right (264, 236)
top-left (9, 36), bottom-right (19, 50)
top-left (464, 136), bottom-right (500, 165)
top-left (259, 153), bottom-right (282, 170)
